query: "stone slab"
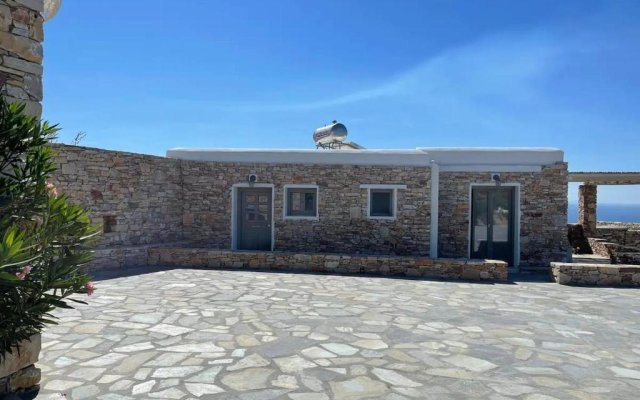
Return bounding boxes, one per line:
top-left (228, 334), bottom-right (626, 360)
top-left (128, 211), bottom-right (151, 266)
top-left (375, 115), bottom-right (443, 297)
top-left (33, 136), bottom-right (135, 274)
top-left (0, 334), bottom-right (41, 379)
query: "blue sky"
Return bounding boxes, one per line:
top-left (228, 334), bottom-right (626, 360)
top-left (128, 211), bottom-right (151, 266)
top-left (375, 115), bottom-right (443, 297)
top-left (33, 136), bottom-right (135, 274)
top-left (42, 0), bottom-right (640, 204)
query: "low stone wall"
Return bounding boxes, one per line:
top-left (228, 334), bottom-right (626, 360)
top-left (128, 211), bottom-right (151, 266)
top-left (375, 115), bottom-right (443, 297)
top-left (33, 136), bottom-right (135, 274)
top-left (0, 335), bottom-right (41, 395)
top-left (596, 226), bottom-right (628, 245)
top-left (550, 262), bottom-right (640, 287)
top-left (597, 224), bottom-right (640, 249)
top-left (588, 237), bottom-right (616, 258)
top-left (86, 242), bottom-right (188, 272)
top-left (612, 252), bottom-right (640, 265)
top-left (146, 248), bottom-right (508, 281)
top-left (587, 237), bottom-right (640, 265)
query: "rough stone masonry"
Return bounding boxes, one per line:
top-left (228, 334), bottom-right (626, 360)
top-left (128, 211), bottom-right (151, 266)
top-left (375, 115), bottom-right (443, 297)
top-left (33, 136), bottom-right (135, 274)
top-left (0, 0), bottom-right (44, 117)
top-left (51, 143), bottom-right (569, 271)
top-left (0, 1), bottom-right (45, 394)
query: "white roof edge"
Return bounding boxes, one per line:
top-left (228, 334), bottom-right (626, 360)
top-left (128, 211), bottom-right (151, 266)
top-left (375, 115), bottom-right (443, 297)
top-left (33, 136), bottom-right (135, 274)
top-left (167, 147), bottom-right (419, 154)
top-left (166, 147), bottom-right (564, 167)
top-left (417, 147), bottom-right (563, 152)
top-left (166, 148), bottom-right (430, 166)
top-left (418, 147), bottom-right (564, 166)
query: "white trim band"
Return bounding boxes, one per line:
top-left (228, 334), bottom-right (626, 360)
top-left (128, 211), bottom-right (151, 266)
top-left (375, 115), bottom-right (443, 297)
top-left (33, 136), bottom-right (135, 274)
top-left (430, 161), bottom-right (439, 258)
top-left (359, 184), bottom-right (408, 190)
top-left (439, 165), bottom-right (542, 172)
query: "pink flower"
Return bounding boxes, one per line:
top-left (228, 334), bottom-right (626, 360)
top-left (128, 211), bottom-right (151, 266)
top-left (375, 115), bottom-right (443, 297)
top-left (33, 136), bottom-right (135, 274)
top-left (15, 265), bottom-right (32, 280)
top-left (45, 181), bottom-right (59, 198)
top-left (85, 281), bottom-right (96, 296)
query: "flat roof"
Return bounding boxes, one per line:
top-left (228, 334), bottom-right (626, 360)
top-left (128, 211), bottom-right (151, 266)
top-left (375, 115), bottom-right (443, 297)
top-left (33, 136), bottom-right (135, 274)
top-left (166, 148), bottom-right (431, 166)
top-left (167, 147), bottom-right (564, 168)
top-left (418, 147), bottom-right (564, 166)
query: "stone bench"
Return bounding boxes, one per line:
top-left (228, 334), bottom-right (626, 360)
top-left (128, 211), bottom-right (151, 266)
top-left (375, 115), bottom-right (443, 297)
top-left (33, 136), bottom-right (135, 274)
top-left (146, 248), bottom-right (509, 282)
top-left (550, 262), bottom-right (640, 287)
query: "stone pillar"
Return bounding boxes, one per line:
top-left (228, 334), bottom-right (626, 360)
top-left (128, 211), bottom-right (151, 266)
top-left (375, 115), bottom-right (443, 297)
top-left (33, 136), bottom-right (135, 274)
top-left (0, 0), bottom-right (44, 117)
top-left (578, 184), bottom-right (597, 236)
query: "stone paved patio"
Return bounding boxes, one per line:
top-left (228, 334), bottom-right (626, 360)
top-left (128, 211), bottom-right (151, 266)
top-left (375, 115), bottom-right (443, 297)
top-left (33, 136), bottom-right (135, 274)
top-left (37, 268), bottom-right (640, 399)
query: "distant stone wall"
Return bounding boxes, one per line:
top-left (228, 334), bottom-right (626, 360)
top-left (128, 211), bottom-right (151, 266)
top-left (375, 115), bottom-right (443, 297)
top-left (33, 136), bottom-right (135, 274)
top-left (181, 160), bottom-right (431, 255)
top-left (148, 247), bottom-right (508, 281)
top-left (551, 262), bottom-right (640, 287)
top-left (596, 227), bottom-right (627, 245)
top-left (438, 163), bottom-right (569, 267)
top-left (597, 224), bottom-right (640, 249)
top-left (0, 0), bottom-right (43, 116)
top-left (588, 237), bottom-right (615, 258)
top-left (51, 145), bottom-right (184, 248)
top-left (587, 237), bottom-right (640, 265)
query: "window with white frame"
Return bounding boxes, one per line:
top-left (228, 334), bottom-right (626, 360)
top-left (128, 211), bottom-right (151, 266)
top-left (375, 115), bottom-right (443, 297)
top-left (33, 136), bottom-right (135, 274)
top-left (284, 185), bottom-right (318, 218)
top-left (361, 184), bottom-right (406, 219)
top-left (370, 189), bottom-right (394, 217)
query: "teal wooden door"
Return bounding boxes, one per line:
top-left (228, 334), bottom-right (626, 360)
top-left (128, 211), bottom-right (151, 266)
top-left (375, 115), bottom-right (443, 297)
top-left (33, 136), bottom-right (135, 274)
top-left (470, 187), bottom-right (515, 265)
top-left (237, 189), bottom-right (272, 250)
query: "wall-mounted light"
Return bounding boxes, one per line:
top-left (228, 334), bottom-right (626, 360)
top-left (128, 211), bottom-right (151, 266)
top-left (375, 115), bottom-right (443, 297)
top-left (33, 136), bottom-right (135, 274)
top-left (492, 173), bottom-right (501, 186)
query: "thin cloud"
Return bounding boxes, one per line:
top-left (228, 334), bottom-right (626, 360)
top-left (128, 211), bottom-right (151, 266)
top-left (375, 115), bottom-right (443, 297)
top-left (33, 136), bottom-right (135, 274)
top-left (209, 29), bottom-right (569, 112)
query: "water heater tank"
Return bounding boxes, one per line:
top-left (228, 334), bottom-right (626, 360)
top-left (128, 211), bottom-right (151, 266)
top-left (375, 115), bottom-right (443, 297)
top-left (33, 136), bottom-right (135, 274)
top-left (313, 121), bottom-right (348, 145)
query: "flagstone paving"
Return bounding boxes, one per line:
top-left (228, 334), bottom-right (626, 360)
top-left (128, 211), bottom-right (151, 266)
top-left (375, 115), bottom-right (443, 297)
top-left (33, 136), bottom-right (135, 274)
top-left (37, 268), bottom-right (640, 399)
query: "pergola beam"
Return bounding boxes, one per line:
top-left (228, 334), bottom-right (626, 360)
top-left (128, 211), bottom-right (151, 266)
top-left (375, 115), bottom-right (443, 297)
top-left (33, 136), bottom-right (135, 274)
top-left (569, 172), bottom-right (640, 185)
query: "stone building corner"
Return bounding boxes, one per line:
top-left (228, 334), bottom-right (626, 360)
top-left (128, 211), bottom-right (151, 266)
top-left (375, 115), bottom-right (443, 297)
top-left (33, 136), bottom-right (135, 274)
top-left (0, 0), bottom-right (45, 117)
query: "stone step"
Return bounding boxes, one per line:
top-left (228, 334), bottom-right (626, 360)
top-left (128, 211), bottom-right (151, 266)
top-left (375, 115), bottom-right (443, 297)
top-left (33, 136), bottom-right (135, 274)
top-left (518, 266), bottom-right (550, 274)
top-left (572, 254), bottom-right (611, 264)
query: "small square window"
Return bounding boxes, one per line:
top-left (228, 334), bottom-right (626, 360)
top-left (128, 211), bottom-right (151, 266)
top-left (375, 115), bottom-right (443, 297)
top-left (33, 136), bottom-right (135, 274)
top-left (103, 215), bottom-right (117, 233)
top-left (285, 187), bottom-right (318, 218)
top-left (369, 189), bottom-right (394, 217)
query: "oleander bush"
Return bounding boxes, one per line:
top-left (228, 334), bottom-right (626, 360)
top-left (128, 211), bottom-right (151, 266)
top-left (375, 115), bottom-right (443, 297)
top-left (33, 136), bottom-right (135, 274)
top-left (0, 96), bottom-right (99, 360)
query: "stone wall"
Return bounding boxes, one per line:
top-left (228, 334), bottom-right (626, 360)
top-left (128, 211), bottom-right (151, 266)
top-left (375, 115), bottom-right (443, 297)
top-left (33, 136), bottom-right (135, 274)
top-left (587, 237), bottom-right (615, 258)
top-left (181, 161), bottom-right (431, 255)
top-left (588, 237), bottom-right (640, 265)
top-left (597, 224), bottom-right (640, 249)
top-left (438, 163), bottom-right (569, 267)
top-left (148, 247), bottom-right (508, 281)
top-left (596, 226), bottom-right (627, 245)
top-left (51, 144), bottom-right (184, 248)
top-left (0, 0), bottom-right (43, 116)
top-left (0, 334), bottom-right (40, 394)
top-left (51, 144), bottom-right (570, 269)
top-left (551, 262), bottom-right (640, 287)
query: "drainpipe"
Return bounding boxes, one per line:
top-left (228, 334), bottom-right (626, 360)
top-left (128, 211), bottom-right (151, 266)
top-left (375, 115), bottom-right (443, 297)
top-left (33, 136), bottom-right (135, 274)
top-left (430, 160), bottom-right (439, 259)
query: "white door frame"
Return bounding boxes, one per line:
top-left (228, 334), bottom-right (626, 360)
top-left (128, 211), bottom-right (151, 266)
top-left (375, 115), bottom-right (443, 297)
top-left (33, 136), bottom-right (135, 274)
top-left (467, 183), bottom-right (521, 270)
top-left (231, 183), bottom-right (275, 251)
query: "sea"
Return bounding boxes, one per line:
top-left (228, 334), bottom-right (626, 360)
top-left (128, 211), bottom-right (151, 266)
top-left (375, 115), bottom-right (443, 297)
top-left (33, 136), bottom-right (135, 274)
top-left (568, 203), bottom-right (640, 223)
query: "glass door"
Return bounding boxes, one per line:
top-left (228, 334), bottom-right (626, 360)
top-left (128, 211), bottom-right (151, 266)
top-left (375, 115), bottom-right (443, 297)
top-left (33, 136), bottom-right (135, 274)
top-left (471, 187), bottom-right (515, 265)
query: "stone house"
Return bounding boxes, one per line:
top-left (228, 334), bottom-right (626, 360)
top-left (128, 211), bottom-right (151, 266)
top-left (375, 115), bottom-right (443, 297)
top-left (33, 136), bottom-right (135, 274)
top-left (0, 0), bottom-right (569, 272)
top-left (51, 143), bottom-right (568, 271)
